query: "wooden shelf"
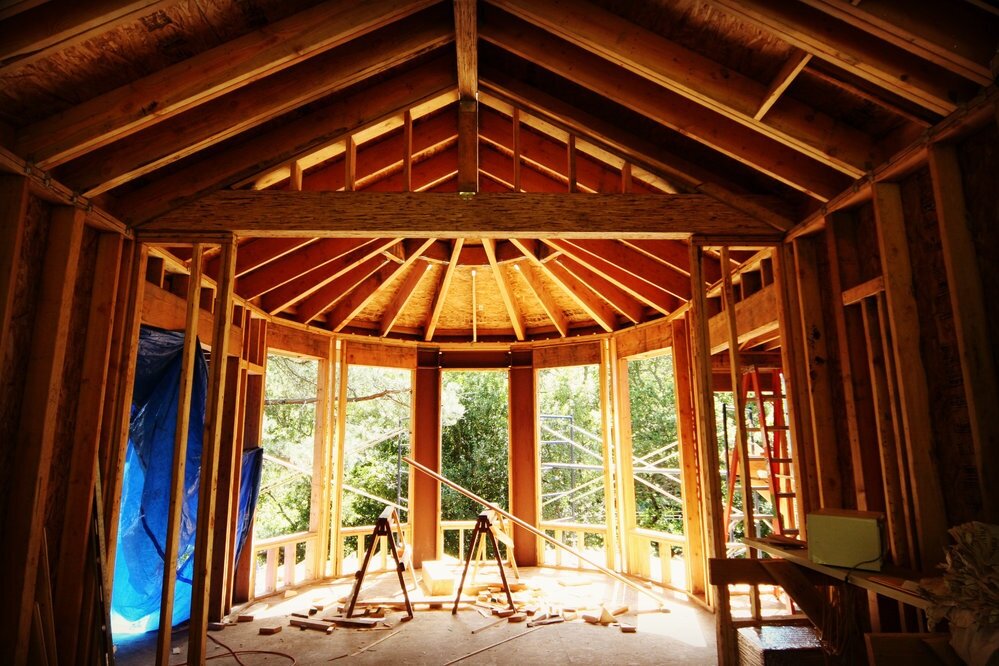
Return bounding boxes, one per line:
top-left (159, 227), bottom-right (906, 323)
top-left (743, 537), bottom-right (931, 610)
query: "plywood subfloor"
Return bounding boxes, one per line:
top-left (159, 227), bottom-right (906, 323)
top-left (115, 567), bottom-right (717, 664)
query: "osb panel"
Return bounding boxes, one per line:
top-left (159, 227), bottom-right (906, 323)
top-left (395, 262), bottom-right (442, 330)
top-left (46, 225), bottom-right (100, 569)
top-left (589, 0), bottom-right (795, 84)
top-left (957, 123), bottom-right (999, 397)
top-left (899, 166), bottom-right (980, 523)
top-left (0, 0), bottom-right (321, 124)
top-left (435, 266), bottom-right (473, 331)
top-left (0, 193), bottom-right (50, 528)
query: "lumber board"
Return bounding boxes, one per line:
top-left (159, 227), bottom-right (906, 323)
top-left (412, 353), bottom-right (442, 565)
top-left (0, 205), bottom-right (85, 666)
top-left (928, 143), bottom-right (999, 523)
top-left (17, 0), bottom-right (439, 167)
top-left (188, 239), bottom-right (237, 664)
top-left (509, 353), bottom-right (539, 565)
top-left (140, 281), bottom-right (242, 356)
top-left (707, 284), bottom-right (778, 354)
top-left (491, 0), bottom-right (873, 176)
top-left (0, 174), bottom-right (28, 363)
top-left (156, 244), bottom-right (204, 666)
top-left (871, 182), bottom-right (947, 572)
top-left (144, 191), bottom-right (778, 240)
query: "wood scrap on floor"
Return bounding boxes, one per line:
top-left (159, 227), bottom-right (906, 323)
top-left (258, 625), bottom-right (282, 635)
top-left (289, 617), bottom-right (335, 633)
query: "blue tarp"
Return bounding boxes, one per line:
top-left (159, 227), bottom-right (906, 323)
top-left (110, 326), bottom-right (263, 636)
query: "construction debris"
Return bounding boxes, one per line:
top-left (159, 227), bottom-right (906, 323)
top-left (290, 617), bottom-right (335, 633)
top-left (258, 625), bottom-right (283, 635)
top-left (207, 622), bottom-right (227, 631)
top-left (236, 614), bottom-right (254, 623)
top-left (620, 623), bottom-right (637, 633)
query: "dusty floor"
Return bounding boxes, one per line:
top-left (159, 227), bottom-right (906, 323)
top-left (116, 566), bottom-right (717, 665)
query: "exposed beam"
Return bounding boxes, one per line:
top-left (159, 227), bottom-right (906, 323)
top-left (755, 49), bottom-right (812, 120)
top-left (54, 13), bottom-right (453, 196)
top-left (117, 56), bottom-right (457, 224)
top-left (544, 239), bottom-right (679, 315)
top-left (454, 0), bottom-right (477, 99)
top-left (142, 191), bottom-right (781, 240)
top-left (482, 238), bottom-right (525, 340)
top-left (380, 259), bottom-right (432, 336)
top-left (479, 75), bottom-right (797, 231)
top-left (327, 238), bottom-right (436, 331)
top-left (260, 238), bottom-right (400, 315)
top-left (424, 238), bottom-right (464, 340)
top-left (295, 255), bottom-right (389, 324)
top-left (207, 238), bottom-right (314, 279)
top-left (236, 237), bottom-right (372, 300)
top-left (0, 0), bottom-right (174, 72)
top-left (17, 0), bottom-right (438, 167)
top-left (622, 239), bottom-right (722, 284)
top-left (701, 0), bottom-right (974, 116)
top-left (489, 0), bottom-right (873, 176)
top-left (508, 256), bottom-right (568, 337)
top-left (798, 0), bottom-right (995, 85)
top-left (480, 12), bottom-right (847, 200)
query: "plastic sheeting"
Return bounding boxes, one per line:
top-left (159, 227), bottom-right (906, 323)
top-left (110, 326), bottom-right (266, 636)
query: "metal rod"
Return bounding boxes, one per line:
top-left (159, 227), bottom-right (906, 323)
top-left (403, 457), bottom-right (669, 607)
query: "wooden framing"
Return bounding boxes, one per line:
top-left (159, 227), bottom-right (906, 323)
top-left (0, 205), bottom-right (84, 666)
top-left (412, 347), bottom-right (442, 565)
top-left (0, 175), bottom-right (28, 360)
top-left (871, 182), bottom-right (948, 571)
top-left (508, 349), bottom-right (539, 565)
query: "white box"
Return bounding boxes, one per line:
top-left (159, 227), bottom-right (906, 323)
top-left (807, 509), bottom-right (885, 571)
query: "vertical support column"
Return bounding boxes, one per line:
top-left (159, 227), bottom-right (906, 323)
top-left (0, 174), bottom-right (28, 358)
top-left (103, 243), bottom-right (148, 574)
top-left (403, 111), bottom-right (414, 193)
top-left (155, 244), bottom-right (204, 666)
top-left (412, 347), bottom-right (441, 566)
top-left (0, 205), bottom-right (84, 666)
top-left (792, 236), bottom-right (844, 508)
top-left (458, 99), bottom-right (478, 193)
top-left (512, 108), bottom-right (522, 192)
top-left (54, 232), bottom-right (123, 665)
top-left (310, 338), bottom-right (336, 579)
top-left (928, 143), bottom-right (999, 523)
top-left (330, 339), bottom-right (348, 575)
top-left (188, 239), bottom-right (236, 665)
top-left (872, 182), bottom-right (947, 571)
top-left (670, 318), bottom-right (705, 598)
top-left (613, 348), bottom-right (644, 577)
top-left (567, 134), bottom-right (578, 193)
top-left (771, 245), bottom-right (817, 530)
top-left (344, 136), bottom-right (356, 192)
top-left (509, 348), bottom-right (539, 566)
top-left (599, 338), bottom-right (619, 571)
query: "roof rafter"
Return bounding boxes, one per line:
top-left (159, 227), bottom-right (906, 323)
top-left (54, 9), bottom-right (453, 196)
top-left (206, 237), bottom-right (314, 279)
top-left (380, 260), bottom-right (433, 336)
top-left (295, 255), bottom-right (389, 324)
top-left (483, 238), bottom-right (525, 340)
top-left (489, 0), bottom-right (874, 176)
top-left (509, 259), bottom-right (568, 337)
top-left (424, 239), bottom-right (464, 340)
top-left (479, 10), bottom-right (848, 200)
top-left (554, 254), bottom-right (647, 324)
top-left (17, 0), bottom-right (439, 167)
top-left (237, 237), bottom-right (373, 300)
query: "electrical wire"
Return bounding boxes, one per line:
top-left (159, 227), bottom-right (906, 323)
top-left (173, 633), bottom-right (297, 665)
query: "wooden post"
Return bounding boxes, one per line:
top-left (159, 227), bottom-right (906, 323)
top-left (567, 134), bottom-right (578, 193)
top-left (508, 348), bottom-right (539, 565)
top-left (0, 205), bottom-right (84, 666)
top-left (721, 247), bottom-right (760, 618)
top-left (156, 244), bottom-right (204, 666)
top-left (458, 99), bottom-right (478, 193)
top-left (792, 236), bottom-right (844, 508)
top-left (344, 136), bottom-right (356, 192)
top-left (599, 338), bottom-right (619, 571)
top-left (54, 232), bottom-right (123, 665)
top-left (670, 318), bottom-right (706, 597)
top-left (771, 245), bottom-right (816, 531)
top-left (0, 175), bottom-right (28, 359)
top-left (309, 337), bottom-right (336, 579)
top-left (928, 143), bottom-right (999, 523)
top-left (512, 108), bottom-right (522, 192)
top-left (412, 347), bottom-right (441, 566)
top-left (403, 110), bottom-right (413, 193)
top-left (103, 243), bottom-right (148, 574)
top-left (872, 182), bottom-right (948, 571)
top-left (330, 339), bottom-right (348, 575)
top-left (188, 239), bottom-right (237, 665)
top-left (613, 347), bottom-right (644, 576)
top-left (687, 245), bottom-right (725, 603)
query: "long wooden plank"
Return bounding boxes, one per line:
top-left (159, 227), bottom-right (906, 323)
top-left (928, 143), bottom-right (999, 523)
top-left (0, 206), bottom-right (84, 666)
top-left (118, 57), bottom-right (457, 225)
top-left (54, 232), bottom-right (123, 666)
top-left (380, 260), bottom-right (432, 336)
top-left (479, 11), bottom-right (848, 200)
top-left (490, 0), bottom-right (872, 176)
top-left (17, 0), bottom-right (438, 167)
top-left (454, 0), bottom-right (477, 98)
top-left (143, 191), bottom-right (779, 240)
top-left (155, 244), bottom-right (203, 666)
top-left (187, 239), bottom-right (237, 664)
top-left (700, 0), bottom-right (972, 116)
top-left (482, 239), bottom-right (525, 340)
top-left (871, 182), bottom-right (947, 572)
top-left (0, 0), bottom-right (174, 72)
top-left (55, 11), bottom-right (453, 195)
